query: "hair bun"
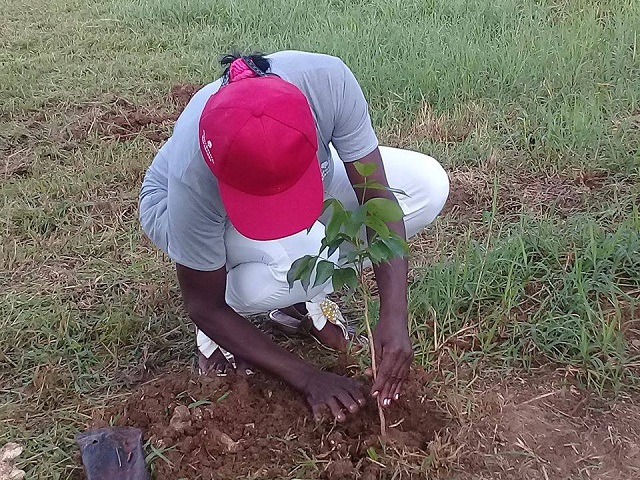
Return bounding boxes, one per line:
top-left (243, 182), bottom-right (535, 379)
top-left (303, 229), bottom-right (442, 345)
top-left (220, 52), bottom-right (270, 86)
top-left (228, 58), bottom-right (258, 83)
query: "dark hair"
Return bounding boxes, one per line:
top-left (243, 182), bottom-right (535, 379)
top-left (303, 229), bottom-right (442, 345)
top-left (220, 51), bottom-right (271, 77)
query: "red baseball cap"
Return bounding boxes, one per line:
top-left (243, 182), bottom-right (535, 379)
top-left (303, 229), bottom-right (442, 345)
top-left (199, 75), bottom-right (323, 241)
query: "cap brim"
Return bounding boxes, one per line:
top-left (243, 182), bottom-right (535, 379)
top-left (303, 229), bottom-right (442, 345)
top-left (219, 158), bottom-right (324, 241)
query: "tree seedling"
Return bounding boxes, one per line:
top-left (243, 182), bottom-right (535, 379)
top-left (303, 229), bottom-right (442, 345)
top-left (287, 162), bottom-right (409, 437)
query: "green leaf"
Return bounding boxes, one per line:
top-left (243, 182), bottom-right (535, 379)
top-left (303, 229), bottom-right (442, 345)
top-left (367, 246), bottom-right (384, 264)
top-left (321, 235), bottom-right (344, 257)
top-left (313, 260), bottom-right (335, 287)
top-left (353, 161), bottom-right (377, 177)
top-left (287, 255), bottom-right (316, 289)
top-left (322, 198), bottom-right (340, 214)
top-left (345, 250), bottom-right (359, 265)
top-left (145, 444), bottom-right (175, 467)
top-left (381, 235), bottom-right (409, 258)
top-left (332, 268), bottom-right (346, 291)
top-left (367, 447), bottom-right (379, 461)
top-left (367, 240), bottom-right (390, 264)
top-left (343, 268), bottom-right (359, 290)
top-left (365, 198), bottom-right (404, 222)
top-left (320, 237), bottom-right (329, 253)
top-left (216, 391), bottom-right (231, 402)
top-left (365, 216), bottom-right (391, 239)
top-left (353, 179), bottom-right (409, 197)
top-left (287, 255), bottom-right (311, 286)
top-left (188, 399), bottom-right (211, 409)
top-left (300, 268), bottom-right (312, 292)
top-left (344, 205), bottom-right (367, 238)
top-left (325, 205), bottom-right (347, 242)
top-left (332, 267), bottom-right (359, 291)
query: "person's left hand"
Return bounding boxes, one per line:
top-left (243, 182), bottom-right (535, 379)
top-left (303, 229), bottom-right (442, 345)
top-left (370, 313), bottom-right (413, 407)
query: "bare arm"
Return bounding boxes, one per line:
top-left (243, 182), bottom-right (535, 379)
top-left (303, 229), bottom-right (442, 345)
top-left (344, 148), bottom-right (409, 318)
top-left (176, 263), bottom-right (366, 420)
top-left (344, 147), bottom-right (413, 407)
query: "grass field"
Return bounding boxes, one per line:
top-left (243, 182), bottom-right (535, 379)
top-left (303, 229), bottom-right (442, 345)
top-left (1, 0), bottom-right (639, 478)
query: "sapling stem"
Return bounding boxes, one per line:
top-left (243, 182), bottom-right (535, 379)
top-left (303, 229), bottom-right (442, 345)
top-left (360, 274), bottom-right (387, 437)
top-left (288, 162), bottom-right (406, 439)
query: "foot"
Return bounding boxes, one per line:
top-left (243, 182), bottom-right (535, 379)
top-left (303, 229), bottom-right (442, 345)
top-left (277, 303), bottom-right (352, 352)
top-left (311, 322), bottom-right (349, 352)
top-left (197, 348), bottom-right (254, 376)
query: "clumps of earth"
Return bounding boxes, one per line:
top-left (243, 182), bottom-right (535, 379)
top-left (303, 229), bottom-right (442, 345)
top-left (94, 365), bottom-right (447, 479)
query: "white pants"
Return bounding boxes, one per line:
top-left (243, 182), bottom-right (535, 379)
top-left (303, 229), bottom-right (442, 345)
top-left (197, 146), bottom-right (449, 356)
top-left (223, 145), bottom-right (450, 314)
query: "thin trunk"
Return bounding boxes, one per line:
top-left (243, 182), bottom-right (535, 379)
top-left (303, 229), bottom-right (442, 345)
top-left (361, 285), bottom-right (386, 437)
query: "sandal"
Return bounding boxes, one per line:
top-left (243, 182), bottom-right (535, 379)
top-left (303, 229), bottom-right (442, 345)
top-left (266, 309), bottom-right (312, 336)
top-left (269, 299), bottom-right (367, 351)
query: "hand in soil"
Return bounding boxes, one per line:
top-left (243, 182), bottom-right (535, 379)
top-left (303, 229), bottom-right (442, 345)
top-left (371, 320), bottom-right (413, 407)
top-left (303, 370), bottom-right (366, 422)
top-left (198, 349), bottom-right (253, 376)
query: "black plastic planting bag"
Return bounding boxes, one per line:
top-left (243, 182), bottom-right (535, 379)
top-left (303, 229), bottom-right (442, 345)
top-left (76, 427), bottom-right (149, 480)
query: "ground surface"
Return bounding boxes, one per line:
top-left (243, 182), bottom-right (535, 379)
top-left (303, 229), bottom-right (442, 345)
top-left (94, 358), bottom-right (640, 479)
top-left (98, 366), bottom-right (446, 479)
top-left (2, 0), bottom-right (639, 478)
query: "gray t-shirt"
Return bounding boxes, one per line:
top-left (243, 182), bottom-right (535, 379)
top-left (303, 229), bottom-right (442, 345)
top-left (139, 51), bottom-right (379, 271)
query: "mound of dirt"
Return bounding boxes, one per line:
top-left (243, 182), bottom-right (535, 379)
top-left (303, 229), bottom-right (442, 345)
top-left (169, 83), bottom-right (203, 108)
top-left (67, 99), bottom-right (175, 143)
top-left (96, 367), bottom-right (447, 479)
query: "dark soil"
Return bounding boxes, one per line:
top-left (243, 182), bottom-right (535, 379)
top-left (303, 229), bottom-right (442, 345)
top-left (68, 99), bottom-right (174, 143)
top-left (169, 83), bottom-right (203, 107)
top-left (95, 366), bottom-right (447, 479)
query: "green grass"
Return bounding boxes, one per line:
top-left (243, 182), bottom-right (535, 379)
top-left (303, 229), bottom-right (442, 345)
top-left (3, 0), bottom-right (640, 170)
top-left (1, 0), bottom-right (640, 478)
top-left (409, 211), bottom-right (640, 392)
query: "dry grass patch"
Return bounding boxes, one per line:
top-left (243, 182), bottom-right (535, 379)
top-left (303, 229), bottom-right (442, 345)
top-left (2, 82), bottom-right (203, 156)
top-left (383, 101), bottom-right (485, 147)
top-left (444, 166), bottom-right (610, 220)
top-left (439, 371), bottom-right (640, 479)
top-left (1, 149), bottom-right (32, 180)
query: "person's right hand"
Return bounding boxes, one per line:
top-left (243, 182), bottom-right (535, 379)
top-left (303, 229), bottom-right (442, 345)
top-left (302, 371), bottom-right (366, 421)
